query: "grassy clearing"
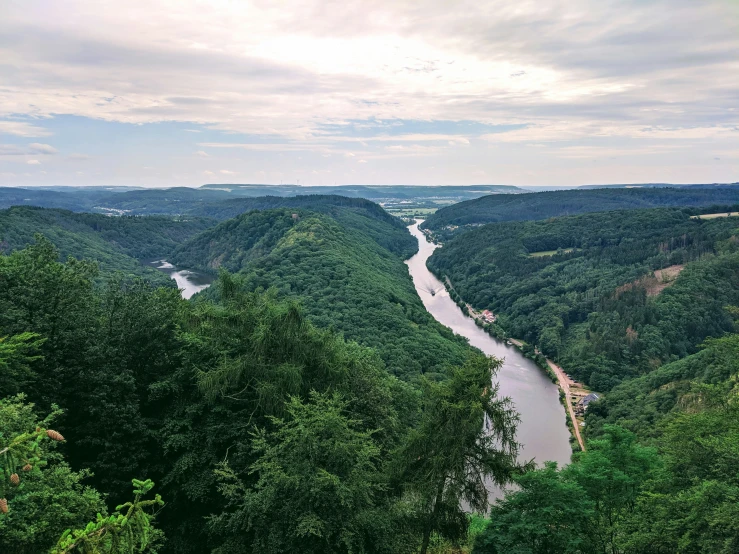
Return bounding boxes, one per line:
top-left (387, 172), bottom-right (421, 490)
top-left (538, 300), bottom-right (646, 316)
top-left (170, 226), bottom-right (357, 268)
top-left (528, 247), bottom-right (576, 257)
top-left (690, 212), bottom-right (739, 219)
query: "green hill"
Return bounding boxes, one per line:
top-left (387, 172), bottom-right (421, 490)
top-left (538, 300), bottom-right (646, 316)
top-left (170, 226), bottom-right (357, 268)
top-left (422, 186), bottom-right (739, 239)
top-left (428, 208), bottom-right (739, 389)
top-left (0, 206), bottom-right (215, 284)
top-left (172, 207), bottom-right (469, 380)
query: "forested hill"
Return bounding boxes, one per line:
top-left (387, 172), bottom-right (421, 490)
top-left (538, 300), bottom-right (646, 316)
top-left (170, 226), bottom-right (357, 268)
top-left (0, 206), bottom-right (215, 283)
top-left (427, 208), bottom-right (739, 390)
top-left (471, 216), bottom-right (739, 553)
top-left (422, 185), bottom-right (739, 238)
top-left (172, 208), bottom-right (469, 380)
top-left (189, 195), bottom-right (417, 256)
top-left (1, 238), bottom-right (516, 554)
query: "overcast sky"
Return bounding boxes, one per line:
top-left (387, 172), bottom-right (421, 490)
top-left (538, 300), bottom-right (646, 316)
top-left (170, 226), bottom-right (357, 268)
top-left (1, 0), bottom-right (738, 187)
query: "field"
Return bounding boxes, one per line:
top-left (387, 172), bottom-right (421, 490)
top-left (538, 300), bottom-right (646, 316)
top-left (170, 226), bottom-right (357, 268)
top-left (690, 212), bottom-right (739, 219)
top-left (528, 247), bottom-right (576, 257)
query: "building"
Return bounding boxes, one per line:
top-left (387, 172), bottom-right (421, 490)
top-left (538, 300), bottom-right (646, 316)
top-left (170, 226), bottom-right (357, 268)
top-left (481, 310), bottom-right (496, 323)
top-left (579, 393), bottom-right (600, 410)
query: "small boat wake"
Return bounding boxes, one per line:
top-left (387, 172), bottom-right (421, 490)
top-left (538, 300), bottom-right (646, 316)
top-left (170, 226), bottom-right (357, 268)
top-left (418, 283), bottom-right (445, 296)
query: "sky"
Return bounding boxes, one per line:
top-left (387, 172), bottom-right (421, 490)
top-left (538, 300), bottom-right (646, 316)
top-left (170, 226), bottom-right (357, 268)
top-left (1, 0), bottom-right (738, 187)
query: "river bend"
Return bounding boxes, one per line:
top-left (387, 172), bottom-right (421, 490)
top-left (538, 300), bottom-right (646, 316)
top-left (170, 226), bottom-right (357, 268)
top-left (405, 221), bottom-right (572, 470)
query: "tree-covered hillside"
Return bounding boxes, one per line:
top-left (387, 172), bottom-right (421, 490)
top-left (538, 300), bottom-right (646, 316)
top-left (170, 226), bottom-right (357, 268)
top-left (172, 208), bottom-right (468, 380)
top-left (422, 186), bottom-right (739, 239)
top-left (474, 328), bottom-right (739, 554)
top-left (0, 206), bottom-right (215, 284)
top-left (428, 208), bottom-right (739, 389)
top-left (0, 239), bottom-right (522, 554)
top-left (189, 195), bottom-right (417, 256)
top-left (460, 210), bottom-right (739, 554)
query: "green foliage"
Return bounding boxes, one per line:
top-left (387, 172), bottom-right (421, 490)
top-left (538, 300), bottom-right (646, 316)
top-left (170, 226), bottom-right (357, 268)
top-left (476, 339), bottom-right (739, 554)
top-left (173, 208), bottom-right (470, 380)
top-left (585, 333), bottom-right (739, 439)
top-left (474, 426), bottom-right (659, 554)
top-left (209, 392), bottom-right (409, 554)
top-left (473, 462), bottom-right (594, 554)
top-left (397, 354), bottom-right (524, 554)
top-left (422, 187), bottom-right (739, 238)
top-left (52, 479), bottom-right (164, 554)
top-left (0, 238), bottom-right (187, 500)
top-left (0, 396), bottom-right (106, 554)
top-left (429, 208), bottom-right (739, 388)
top-left (0, 332), bottom-right (44, 395)
top-left (0, 206), bottom-right (214, 284)
top-left (152, 272), bottom-right (416, 553)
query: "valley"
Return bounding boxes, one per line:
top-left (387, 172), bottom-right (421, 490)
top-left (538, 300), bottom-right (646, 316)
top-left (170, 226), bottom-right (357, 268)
top-left (405, 221), bottom-right (572, 466)
top-left (2, 186), bottom-right (739, 553)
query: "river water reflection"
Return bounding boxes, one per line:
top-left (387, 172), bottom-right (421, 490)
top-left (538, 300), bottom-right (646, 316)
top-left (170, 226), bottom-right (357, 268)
top-left (405, 221), bottom-right (572, 472)
top-left (150, 260), bottom-right (213, 299)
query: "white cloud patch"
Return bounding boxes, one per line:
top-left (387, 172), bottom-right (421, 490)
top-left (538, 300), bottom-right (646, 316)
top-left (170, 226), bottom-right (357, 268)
top-left (27, 159), bottom-right (41, 165)
top-left (0, 120), bottom-right (52, 137)
top-left (219, 169), bottom-right (236, 175)
top-left (194, 150), bottom-right (210, 157)
top-left (29, 143), bottom-right (58, 154)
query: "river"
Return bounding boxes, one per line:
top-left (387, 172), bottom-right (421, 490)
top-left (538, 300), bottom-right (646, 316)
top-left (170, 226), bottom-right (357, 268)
top-left (150, 260), bottom-right (213, 299)
top-left (405, 221), bottom-right (572, 471)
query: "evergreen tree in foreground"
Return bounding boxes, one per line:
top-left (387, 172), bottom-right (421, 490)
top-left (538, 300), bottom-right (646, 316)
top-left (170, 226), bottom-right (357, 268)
top-left (397, 354), bottom-right (526, 554)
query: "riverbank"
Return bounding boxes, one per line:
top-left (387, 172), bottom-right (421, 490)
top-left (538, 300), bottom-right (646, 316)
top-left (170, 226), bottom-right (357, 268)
top-left (405, 221), bottom-right (572, 472)
top-left (441, 273), bottom-right (590, 452)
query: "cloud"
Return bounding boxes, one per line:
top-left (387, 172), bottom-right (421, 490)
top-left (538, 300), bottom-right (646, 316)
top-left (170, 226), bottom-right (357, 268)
top-left (0, 120), bottom-right (52, 137)
top-left (0, 142), bottom-right (58, 157)
top-left (27, 159), bottom-right (41, 165)
top-left (1, 0), bottom-right (738, 185)
top-left (194, 150), bottom-right (209, 157)
top-left (203, 170), bottom-right (214, 175)
top-left (29, 143), bottom-right (58, 154)
top-left (219, 169), bottom-right (236, 175)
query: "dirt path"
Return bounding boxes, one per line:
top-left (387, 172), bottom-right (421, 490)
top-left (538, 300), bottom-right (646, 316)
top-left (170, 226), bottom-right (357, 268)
top-left (546, 359), bottom-right (586, 452)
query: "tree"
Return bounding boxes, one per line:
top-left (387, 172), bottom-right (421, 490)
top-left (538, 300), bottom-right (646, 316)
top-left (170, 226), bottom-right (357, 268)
top-left (209, 392), bottom-right (409, 554)
top-left (0, 396), bottom-right (106, 553)
top-left (51, 479), bottom-right (164, 554)
top-left (563, 426), bottom-right (659, 553)
top-left (0, 332), bottom-right (43, 397)
top-left (473, 462), bottom-right (594, 554)
top-left (396, 354), bottom-right (524, 554)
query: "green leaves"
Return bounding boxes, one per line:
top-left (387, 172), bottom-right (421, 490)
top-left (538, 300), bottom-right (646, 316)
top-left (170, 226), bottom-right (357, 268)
top-left (396, 354), bottom-right (524, 553)
top-left (51, 479), bottom-right (164, 554)
top-left (209, 392), bottom-right (399, 554)
top-left (0, 396), bottom-right (106, 553)
top-left (474, 426), bottom-right (659, 554)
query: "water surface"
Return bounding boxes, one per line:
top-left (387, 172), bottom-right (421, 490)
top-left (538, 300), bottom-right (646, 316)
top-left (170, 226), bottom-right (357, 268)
top-left (405, 221), bottom-right (572, 470)
top-left (151, 260), bottom-right (213, 299)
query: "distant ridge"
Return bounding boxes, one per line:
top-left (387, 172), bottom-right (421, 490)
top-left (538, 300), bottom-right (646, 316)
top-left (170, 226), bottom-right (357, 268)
top-left (422, 185), bottom-right (739, 238)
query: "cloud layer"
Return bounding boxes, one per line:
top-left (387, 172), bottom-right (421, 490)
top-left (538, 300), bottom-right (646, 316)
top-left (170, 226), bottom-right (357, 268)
top-left (0, 0), bottom-right (737, 186)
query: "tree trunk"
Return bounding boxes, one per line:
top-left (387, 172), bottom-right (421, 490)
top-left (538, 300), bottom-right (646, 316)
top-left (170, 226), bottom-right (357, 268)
top-left (420, 481), bottom-right (445, 554)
